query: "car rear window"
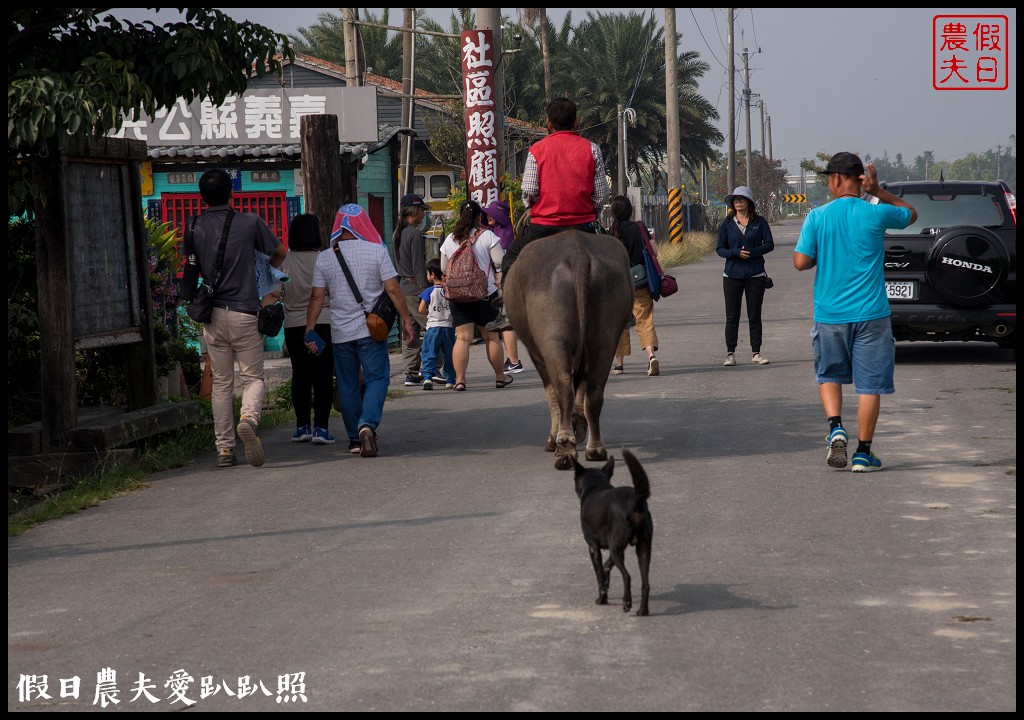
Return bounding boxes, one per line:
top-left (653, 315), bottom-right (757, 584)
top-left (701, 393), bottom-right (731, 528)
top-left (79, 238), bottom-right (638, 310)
top-left (888, 192), bottom-right (1008, 235)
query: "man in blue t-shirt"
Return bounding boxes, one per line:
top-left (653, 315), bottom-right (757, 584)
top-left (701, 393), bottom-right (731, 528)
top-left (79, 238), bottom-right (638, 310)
top-left (794, 152), bottom-right (917, 473)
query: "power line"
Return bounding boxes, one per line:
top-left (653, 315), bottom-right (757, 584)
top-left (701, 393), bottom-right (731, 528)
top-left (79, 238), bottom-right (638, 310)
top-left (693, 8), bottom-right (727, 71)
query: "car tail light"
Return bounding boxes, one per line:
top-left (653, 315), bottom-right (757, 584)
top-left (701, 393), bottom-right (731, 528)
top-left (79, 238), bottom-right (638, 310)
top-left (1005, 190), bottom-right (1016, 226)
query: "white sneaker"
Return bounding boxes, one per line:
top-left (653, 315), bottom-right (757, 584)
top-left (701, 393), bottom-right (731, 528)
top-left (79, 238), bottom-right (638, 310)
top-left (723, 353), bottom-right (736, 367)
top-left (751, 353), bottom-right (770, 365)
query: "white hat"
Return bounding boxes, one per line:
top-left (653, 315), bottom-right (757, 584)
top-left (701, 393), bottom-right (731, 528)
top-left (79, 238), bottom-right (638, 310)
top-left (725, 186), bottom-right (756, 208)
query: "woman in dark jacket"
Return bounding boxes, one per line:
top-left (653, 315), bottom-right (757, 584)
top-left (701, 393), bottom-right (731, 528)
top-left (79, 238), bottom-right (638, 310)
top-left (716, 186), bottom-right (775, 367)
top-left (609, 195), bottom-right (660, 377)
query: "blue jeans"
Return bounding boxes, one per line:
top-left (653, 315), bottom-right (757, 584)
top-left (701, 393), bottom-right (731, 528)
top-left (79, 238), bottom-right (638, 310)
top-left (811, 317), bottom-right (895, 395)
top-left (333, 336), bottom-right (391, 441)
top-left (421, 326), bottom-right (456, 384)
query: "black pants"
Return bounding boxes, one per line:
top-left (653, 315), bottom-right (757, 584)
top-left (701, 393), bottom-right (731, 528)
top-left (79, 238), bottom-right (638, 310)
top-left (723, 276), bottom-right (768, 354)
top-left (500, 221), bottom-right (597, 278)
top-left (283, 324), bottom-right (335, 429)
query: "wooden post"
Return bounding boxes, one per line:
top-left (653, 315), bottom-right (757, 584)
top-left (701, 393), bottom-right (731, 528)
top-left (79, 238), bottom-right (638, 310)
top-left (300, 114), bottom-right (344, 249)
top-left (32, 149), bottom-right (77, 451)
top-left (122, 147), bottom-right (160, 410)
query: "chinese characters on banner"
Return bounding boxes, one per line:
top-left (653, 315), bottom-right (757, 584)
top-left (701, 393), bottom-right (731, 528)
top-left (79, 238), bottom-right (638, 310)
top-left (933, 15), bottom-right (1009, 90)
top-left (462, 29), bottom-right (501, 206)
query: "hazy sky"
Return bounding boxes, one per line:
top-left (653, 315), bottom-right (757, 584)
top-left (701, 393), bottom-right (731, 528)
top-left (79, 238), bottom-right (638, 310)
top-left (112, 8), bottom-right (1016, 176)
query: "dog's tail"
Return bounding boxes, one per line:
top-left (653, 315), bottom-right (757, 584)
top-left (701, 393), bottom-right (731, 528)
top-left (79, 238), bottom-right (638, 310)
top-left (621, 449), bottom-right (650, 505)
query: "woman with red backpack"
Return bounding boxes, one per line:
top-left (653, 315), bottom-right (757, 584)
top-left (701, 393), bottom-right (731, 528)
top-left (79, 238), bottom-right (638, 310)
top-left (438, 199), bottom-right (512, 391)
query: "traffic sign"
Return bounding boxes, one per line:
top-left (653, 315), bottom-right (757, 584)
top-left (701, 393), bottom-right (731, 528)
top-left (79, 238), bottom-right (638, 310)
top-left (783, 194), bottom-right (806, 203)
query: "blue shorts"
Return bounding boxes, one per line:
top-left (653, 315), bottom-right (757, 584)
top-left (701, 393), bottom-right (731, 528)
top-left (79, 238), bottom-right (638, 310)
top-left (811, 318), bottom-right (895, 395)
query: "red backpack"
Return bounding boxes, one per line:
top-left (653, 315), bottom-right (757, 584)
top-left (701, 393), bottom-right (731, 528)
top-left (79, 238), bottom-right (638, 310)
top-left (443, 230), bottom-right (488, 302)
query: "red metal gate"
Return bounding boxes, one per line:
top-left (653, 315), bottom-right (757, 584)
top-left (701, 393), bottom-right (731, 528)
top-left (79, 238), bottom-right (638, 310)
top-left (161, 191), bottom-right (289, 247)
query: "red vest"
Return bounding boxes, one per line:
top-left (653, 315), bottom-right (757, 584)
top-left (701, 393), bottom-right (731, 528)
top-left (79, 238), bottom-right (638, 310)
top-left (529, 131), bottom-right (598, 226)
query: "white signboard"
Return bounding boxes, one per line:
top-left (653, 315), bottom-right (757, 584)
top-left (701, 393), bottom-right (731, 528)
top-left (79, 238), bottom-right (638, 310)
top-left (111, 87), bottom-right (379, 146)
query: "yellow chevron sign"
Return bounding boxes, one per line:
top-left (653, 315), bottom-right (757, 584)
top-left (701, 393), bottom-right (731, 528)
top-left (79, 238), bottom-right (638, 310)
top-left (783, 194), bottom-right (806, 203)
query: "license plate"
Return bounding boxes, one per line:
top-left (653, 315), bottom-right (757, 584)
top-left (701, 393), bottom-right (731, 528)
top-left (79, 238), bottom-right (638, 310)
top-left (886, 280), bottom-right (917, 300)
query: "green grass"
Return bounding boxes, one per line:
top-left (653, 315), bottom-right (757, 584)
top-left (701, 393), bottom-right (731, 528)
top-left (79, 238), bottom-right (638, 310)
top-left (8, 394), bottom-right (294, 536)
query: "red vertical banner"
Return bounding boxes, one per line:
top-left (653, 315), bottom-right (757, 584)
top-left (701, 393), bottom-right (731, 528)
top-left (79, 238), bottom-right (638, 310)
top-left (461, 29), bottom-right (500, 206)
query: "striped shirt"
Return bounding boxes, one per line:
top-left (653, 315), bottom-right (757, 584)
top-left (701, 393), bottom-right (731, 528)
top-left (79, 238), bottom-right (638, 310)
top-left (312, 239), bottom-right (398, 342)
top-left (521, 137), bottom-right (610, 212)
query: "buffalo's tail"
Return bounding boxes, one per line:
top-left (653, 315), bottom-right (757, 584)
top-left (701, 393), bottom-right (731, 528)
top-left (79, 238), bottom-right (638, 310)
top-left (569, 234), bottom-right (589, 374)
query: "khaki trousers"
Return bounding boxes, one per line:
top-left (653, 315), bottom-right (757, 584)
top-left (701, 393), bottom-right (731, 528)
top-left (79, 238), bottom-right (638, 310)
top-left (203, 307), bottom-right (266, 451)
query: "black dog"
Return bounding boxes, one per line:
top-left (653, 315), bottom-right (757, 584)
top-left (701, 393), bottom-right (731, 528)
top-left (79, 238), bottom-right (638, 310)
top-left (572, 449), bottom-right (653, 616)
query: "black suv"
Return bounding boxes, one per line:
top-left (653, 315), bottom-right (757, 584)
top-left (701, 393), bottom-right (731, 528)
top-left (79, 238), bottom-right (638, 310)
top-left (880, 179), bottom-right (1016, 355)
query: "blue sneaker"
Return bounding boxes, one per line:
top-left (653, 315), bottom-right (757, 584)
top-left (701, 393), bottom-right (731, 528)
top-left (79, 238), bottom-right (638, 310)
top-left (851, 451), bottom-right (882, 472)
top-left (826, 427), bottom-right (848, 468)
top-left (311, 427), bottom-right (336, 445)
top-left (291, 425), bottom-right (312, 443)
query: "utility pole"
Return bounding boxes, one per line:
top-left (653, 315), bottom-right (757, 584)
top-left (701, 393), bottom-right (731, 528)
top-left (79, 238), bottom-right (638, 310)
top-left (400, 8), bottom-right (415, 196)
top-left (759, 99), bottom-right (766, 159)
top-left (727, 9), bottom-right (736, 193)
top-left (742, 47), bottom-right (752, 187)
top-left (996, 144), bottom-right (1001, 178)
top-left (343, 9), bottom-right (361, 86)
top-left (617, 103), bottom-right (626, 195)
top-left (476, 8), bottom-right (505, 179)
top-left (665, 9), bottom-right (683, 244)
top-left (766, 115), bottom-right (772, 162)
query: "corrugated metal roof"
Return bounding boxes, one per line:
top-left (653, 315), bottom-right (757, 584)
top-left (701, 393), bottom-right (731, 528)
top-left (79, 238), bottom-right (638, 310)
top-left (147, 123), bottom-right (412, 160)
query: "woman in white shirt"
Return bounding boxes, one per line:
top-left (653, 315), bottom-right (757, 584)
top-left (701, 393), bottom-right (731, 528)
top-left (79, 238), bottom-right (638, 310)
top-left (439, 199), bottom-right (512, 391)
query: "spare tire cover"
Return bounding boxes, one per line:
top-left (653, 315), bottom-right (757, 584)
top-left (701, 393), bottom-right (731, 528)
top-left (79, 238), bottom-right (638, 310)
top-left (927, 225), bottom-right (1009, 306)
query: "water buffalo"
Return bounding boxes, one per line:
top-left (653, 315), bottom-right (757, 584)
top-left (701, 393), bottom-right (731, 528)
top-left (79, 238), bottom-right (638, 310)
top-left (503, 230), bottom-right (634, 470)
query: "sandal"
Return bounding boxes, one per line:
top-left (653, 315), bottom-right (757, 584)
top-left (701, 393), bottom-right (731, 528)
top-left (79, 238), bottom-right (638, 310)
top-left (453, 382), bottom-right (467, 392)
top-left (495, 375), bottom-right (514, 389)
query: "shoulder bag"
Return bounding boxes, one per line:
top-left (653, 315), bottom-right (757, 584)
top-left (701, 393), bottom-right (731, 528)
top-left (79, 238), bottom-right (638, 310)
top-left (333, 245), bottom-right (397, 342)
top-left (637, 221), bottom-right (678, 300)
top-left (258, 302), bottom-right (285, 336)
top-left (183, 210), bottom-right (235, 323)
top-left (630, 261), bottom-right (648, 289)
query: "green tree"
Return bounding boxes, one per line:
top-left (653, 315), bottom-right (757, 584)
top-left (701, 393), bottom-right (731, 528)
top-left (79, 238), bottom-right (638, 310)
top-left (290, 8), bottom-right (413, 81)
top-left (567, 11), bottom-right (722, 192)
top-left (7, 8), bottom-right (293, 217)
top-left (708, 152), bottom-right (788, 221)
top-left (416, 9), bottom-right (477, 96)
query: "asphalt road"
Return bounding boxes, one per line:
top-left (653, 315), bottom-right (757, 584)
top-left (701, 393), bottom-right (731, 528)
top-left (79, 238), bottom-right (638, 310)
top-left (8, 218), bottom-right (1016, 712)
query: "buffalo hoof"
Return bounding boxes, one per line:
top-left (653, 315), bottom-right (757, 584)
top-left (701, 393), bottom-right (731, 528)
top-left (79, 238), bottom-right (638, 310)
top-left (554, 454), bottom-right (574, 471)
top-left (572, 417), bottom-right (588, 444)
top-left (544, 438), bottom-right (556, 452)
top-left (585, 447), bottom-right (608, 461)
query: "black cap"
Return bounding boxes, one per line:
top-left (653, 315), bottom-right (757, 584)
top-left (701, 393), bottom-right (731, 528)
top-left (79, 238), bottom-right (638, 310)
top-left (818, 151), bottom-right (865, 176)
top-left (400, 193), bottom-right (429, 209)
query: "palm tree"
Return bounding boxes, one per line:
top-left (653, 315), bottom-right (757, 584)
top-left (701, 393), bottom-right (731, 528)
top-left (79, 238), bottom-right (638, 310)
top-left (567, 11), bottom-right (722, 191)
top-left (290, 8), bottom-right (409, 82)
top-left (416, 9), bottom-right (475, 96)
top-left (519, 8), bottom-right (551, 105)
